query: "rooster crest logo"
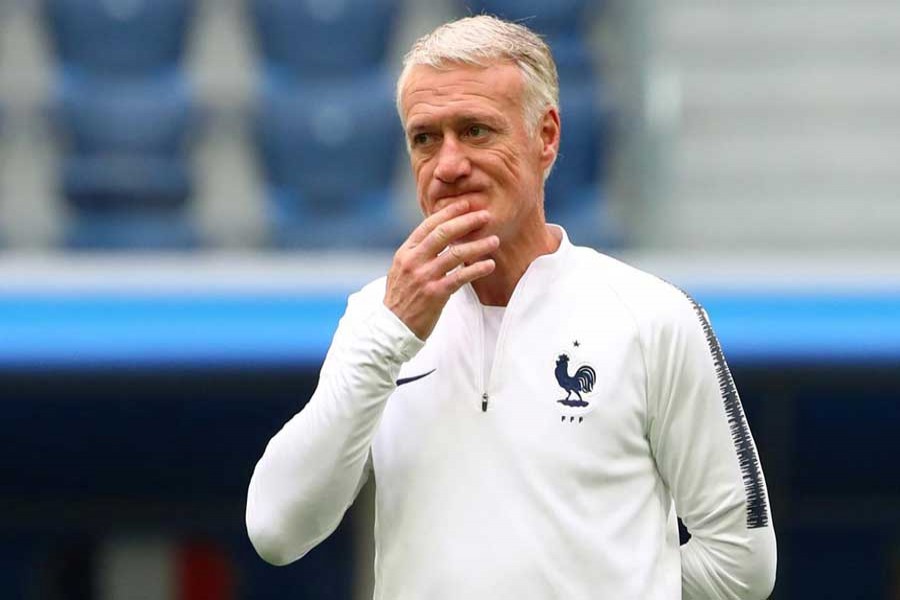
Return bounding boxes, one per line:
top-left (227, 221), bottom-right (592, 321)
top-left (555, 354), bottom-right (597, 408)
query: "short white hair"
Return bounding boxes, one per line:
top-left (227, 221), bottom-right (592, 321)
top-left (396, 15), bottom-right (560, 133)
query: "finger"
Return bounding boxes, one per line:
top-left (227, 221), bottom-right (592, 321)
top-left (442, 259), bottom-right (496, 294)
top-left (431, 235), bottom-right (500, 276)
top-left (407, 200), bottom-right (470, 246)
top-left (417, 209), bottom-right (491, 257)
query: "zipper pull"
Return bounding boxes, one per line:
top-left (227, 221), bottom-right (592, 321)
top-left (482, 393), bottom-right (489, 412)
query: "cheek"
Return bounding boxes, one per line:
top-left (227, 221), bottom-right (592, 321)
top-left (484, 147), bottom-right (543, 216)
top-left (485, 147), bottom-right (526, 189)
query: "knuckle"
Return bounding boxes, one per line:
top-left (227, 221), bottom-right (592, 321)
top-left (433, 225), bottom-right (450, 244)
top-left (394, 254), bottom-right (411, 272)
top-left (423, 280), bottom-right (442, 299)
top-left (414, 266), bottom-right (431, 285)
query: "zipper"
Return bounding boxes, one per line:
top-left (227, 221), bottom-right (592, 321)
top-left (483, 306), bottom-right (508, 413)
top-left (474, 291), bottom-right (488, 412)
top-left (475, 268), bottom-right (535, 415)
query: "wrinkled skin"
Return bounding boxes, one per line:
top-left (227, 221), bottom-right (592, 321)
top-left (384, 62), bottom-right (561, 339)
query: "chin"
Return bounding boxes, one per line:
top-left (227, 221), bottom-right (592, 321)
top-left (456, 222), bottom-right (494, 245)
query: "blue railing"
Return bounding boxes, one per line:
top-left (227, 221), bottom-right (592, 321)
top-left (1, 288), bottom-right (897, 370)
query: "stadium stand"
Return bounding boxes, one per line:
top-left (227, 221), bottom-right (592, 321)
top-left (248, 0), bottom-right (407, 248)
top-left (249, 0), bottom-right (399, 77)
top-left (463, 0), bottom-right (590, 37)
top-left (0, 101), bottom-right (4, 248)
top-left (1, 0), bottom-right (622, 251)
top-left (544, 80), bottom-right (619, 247)
top-left (0, 6), bottom-right (5, 248)
top-left (42, 0), bottom-right (192, 76)
top-left (256, 72), bottom-right (407, 249)
top-left (42, 0), bottom-right (199, 249)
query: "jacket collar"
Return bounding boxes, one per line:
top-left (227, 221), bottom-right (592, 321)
top-left (461, 224), bottom-right (573, 308)
top-left (527, 224), bottom-right (572, 279)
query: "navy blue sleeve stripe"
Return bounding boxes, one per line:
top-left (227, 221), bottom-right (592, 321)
top-left (682, 292), bottom-right (770, 530)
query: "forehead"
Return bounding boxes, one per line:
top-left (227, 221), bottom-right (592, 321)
top-left (400, 62), bottom-right (525, 128)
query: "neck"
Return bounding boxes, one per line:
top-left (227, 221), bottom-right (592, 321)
top-left (472, 221), bottom-right (561, 306)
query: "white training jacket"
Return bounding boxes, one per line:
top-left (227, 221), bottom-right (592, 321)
top-left (246, 228), bottom-right (777, 599)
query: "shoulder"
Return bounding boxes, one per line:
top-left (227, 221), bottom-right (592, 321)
top-left (568, 249), bottom-right (717, 384)
top-left (341, 276), bottom-right (388, 321)
top-left (568, 245), bottom-right (696, 329)
top-left (349, 276), bottom-right (388, 305)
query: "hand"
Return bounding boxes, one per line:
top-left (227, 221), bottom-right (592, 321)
top-left (384, 200), bottom-right (499, 340)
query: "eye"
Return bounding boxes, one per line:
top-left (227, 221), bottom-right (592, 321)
top-left (464, 124), bottom-right (489, 139)
top-left (411, 132), bottom-right (429, 146)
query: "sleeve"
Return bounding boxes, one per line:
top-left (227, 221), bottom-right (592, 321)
top-left (245, 285), bottom-right (424, 566)
top-left (646, 291), bottom-right (777, 600)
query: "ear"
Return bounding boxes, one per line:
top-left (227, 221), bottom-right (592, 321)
top-left (537, 107), bottom-right (561, 172)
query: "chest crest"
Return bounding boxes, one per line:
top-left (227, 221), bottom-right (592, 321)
top-left (551, 339), bottom-right (601, 423)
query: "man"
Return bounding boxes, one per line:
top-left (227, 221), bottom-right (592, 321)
top-left (247, 15), bottom-right (777, 600)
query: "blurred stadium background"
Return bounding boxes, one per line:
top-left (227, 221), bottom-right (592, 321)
top-left (0, 0), bottom-right (898, 598)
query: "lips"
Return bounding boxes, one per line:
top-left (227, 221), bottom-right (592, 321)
top-left (431, 189), bottom-right (485, 212)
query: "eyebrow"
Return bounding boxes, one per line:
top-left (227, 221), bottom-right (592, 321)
top-left (406, 114), bottom-right (505, 135)
top-left (406, 123), bottom-right (432, 135)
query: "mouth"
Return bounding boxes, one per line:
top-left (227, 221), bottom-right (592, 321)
top-left (431, 190), bottom-right (484, 214)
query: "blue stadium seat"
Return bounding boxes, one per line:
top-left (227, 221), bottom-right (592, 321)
top-left (255, 72), bottom-right (407, 248)
top-left (64, 211), bottom-right (199, 250)
top-left (55, 74), bottom-right (193, 157)
top-left (462, 2), bottom-right (597, 78)
top-left (546, 81), bottom-right (605, 209)
top-left (50, 74), bottom-right (198, 248)
top-left (42, 0), bottom-right (193, 77)
top-left (249, 0), bottom-right (400, 78)
top-left (42, 0), bottom-right (199, 249)
top-left (544, 81), bottom-right (620, 248)
top-left (462, 0), bottom-right (592, 39)
top-left (549, 34), bottom-right (595, 79)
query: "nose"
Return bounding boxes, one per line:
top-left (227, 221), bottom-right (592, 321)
top-left (433, 136), bottom-right (471, 184)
